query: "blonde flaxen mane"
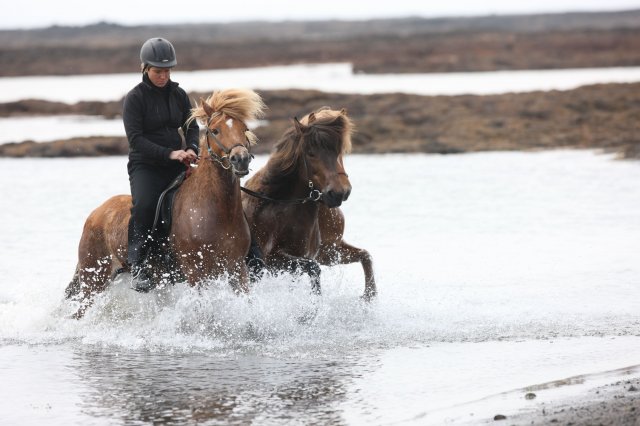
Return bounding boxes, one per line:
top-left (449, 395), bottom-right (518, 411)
top-left (189, 89), bottom-right (266, 144)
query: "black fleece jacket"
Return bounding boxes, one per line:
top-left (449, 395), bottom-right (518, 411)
top-left (123, 73), bottom-right (199, 167)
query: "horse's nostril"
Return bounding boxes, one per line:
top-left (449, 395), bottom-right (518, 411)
top-left (230, 151), bottom-right (250, 166)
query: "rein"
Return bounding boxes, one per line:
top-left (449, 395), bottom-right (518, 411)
top-left (241, 143), bottom-right (323, 204)
top-left (241, 151), bottom-right (347, 205)
top-left (240, 184), bottom-right (322, 204)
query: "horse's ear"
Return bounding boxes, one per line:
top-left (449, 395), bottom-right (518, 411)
top-left (293, 116), bottom-right (304, 132)
top-left (200, 98), bottom-right (214, 118)
top-left (340, 108), bottom-right (348, 116)
top-left (308, 112), bottom-right (316, 124)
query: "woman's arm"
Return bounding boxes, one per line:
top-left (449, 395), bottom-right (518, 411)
top-left (182, 92), bottom-right (200, 156)
top-left (123, 92), bottom-right (172, 161)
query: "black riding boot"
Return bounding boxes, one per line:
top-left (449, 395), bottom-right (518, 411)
top-left (128, 218), bottom-right (156, 293)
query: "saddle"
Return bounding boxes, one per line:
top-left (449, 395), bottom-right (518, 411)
top-left (151, 170), bottom-right (187, 236)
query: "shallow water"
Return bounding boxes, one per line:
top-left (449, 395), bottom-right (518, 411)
top-left (0, 116), bottom-right (265, 145)
top-left (1, 151), bottom-right (639, 424)
top-left (2, 64), bottom-right (638, 147)
top-left (1, 63), bottom-right (639, 103)
top-left (0, 115), bottom-right (125, 144)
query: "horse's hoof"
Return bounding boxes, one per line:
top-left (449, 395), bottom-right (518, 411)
top-left (131, 270), bottom-right (156, 293)
top-left (69, 308), bottom-right (86, 320)
top-left (131, 282), bottom-right (156, 293)
top-left (361, 291), bottom-right (377, 302)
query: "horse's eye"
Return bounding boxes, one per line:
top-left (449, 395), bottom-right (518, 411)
top-left (211, 128), bottom-right (219, 136)
top-left (307, 150), bottom-right (316, 158)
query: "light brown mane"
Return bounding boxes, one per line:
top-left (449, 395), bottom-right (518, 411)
top-left (300, 107), bottom-right (353, 154)
top-left (266, 107), bottom-right (353, 180)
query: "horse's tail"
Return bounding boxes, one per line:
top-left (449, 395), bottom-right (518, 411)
top-left (64, 265), bottom-right (81, 299)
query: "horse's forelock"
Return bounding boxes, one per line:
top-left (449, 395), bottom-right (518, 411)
top-left (262, 108), bottom-right (354, 184)
top-left (300, 109), bottom-right (353, 155)
top-left (268, 111), bottom-right (351, 179)
top-left (300, 111), bottom-right (353, 155)
top-left (189, 89), bottom-right (265, 126)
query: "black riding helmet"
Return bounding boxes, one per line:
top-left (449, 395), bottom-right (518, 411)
top-left (140, 37), bottom-right (177, 68)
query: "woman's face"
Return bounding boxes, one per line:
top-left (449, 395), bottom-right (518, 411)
top-left (147, 67), bottom-right (171, 88)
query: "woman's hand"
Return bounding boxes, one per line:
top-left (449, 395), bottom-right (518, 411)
top-left (170, 149), bottom-right (198, 164)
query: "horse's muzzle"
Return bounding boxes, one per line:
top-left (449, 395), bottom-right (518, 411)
top-left (230, 148), bottom-right (251, 177)
top-left (323, 188), bottom-right (351, 208)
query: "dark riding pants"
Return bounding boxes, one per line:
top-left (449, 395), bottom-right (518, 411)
top-left (127, 162), bottom-right (183, 267)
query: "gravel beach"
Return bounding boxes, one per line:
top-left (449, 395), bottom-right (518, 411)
top-left (489, 374), bottom-right (640, 425)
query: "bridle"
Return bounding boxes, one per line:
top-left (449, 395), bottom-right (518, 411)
top-left (240, 164), bottom-right (324, 204)
top-left (204, 114), bottom-right (253, 170)
top-left (240, 134), bottom-right (349, 205)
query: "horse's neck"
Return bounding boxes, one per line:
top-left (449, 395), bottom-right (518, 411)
top-left (193, 160), bottom-right (240, 200)
top-left (260, 164), bottom-right (310, 200)
top-left (256, 166), bottom-right (320, 227)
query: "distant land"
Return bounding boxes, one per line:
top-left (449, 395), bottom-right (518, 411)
top-left (0, 9), bottom-right (639, 158)
top-left (1, 10), bottom-right (640, 76)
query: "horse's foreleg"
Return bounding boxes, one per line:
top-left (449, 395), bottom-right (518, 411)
top-left (274, 253), bottom-right (322, 295)
top-left (231, 264), bottom-right (250, 295)
top-left (245, 238), bottom-right (266, 283)
top-left (317, 241), bottom-right (376, 301)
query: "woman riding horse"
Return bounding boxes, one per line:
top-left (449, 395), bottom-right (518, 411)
top-left (65, 89), bottom-right (265, 318)
top-left (124, 37), bottom-right (200, 292)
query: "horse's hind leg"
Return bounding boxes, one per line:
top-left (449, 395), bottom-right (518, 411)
top-left (65, 266), bottom-right (81, 299)
top-left (317, 241), bottom-right (376, 301)
top-left (69, 255), bottom-right (113, 319)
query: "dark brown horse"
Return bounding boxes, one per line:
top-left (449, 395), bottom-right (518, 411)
top-left (242, 108), bottom-right (376, 300)
top-left (65, 89), bottom-right (266, 317)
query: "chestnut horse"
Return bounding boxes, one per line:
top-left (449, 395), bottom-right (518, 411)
top-left (65, 89), bottom-right (266, 317)
top-left (242, 108), bottom-right (376, 300)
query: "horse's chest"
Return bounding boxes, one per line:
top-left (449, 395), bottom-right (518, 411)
top-left (278, 220), bottom-right (321, 257)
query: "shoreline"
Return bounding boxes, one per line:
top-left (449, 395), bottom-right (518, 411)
top-left (435, 365), bottom-right (640, 425)
top-left (497, 371), bottom-right (640, 425)
top-left (1, 83), bottom-right (639, 159)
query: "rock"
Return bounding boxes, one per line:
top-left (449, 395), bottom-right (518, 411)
top-left (494, 414), bottom-right (507, 420)
top-left (525, 392), bottom-right (537, 400)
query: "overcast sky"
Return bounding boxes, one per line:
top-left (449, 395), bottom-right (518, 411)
top-left (3, 0), bottom-right (640, 30)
